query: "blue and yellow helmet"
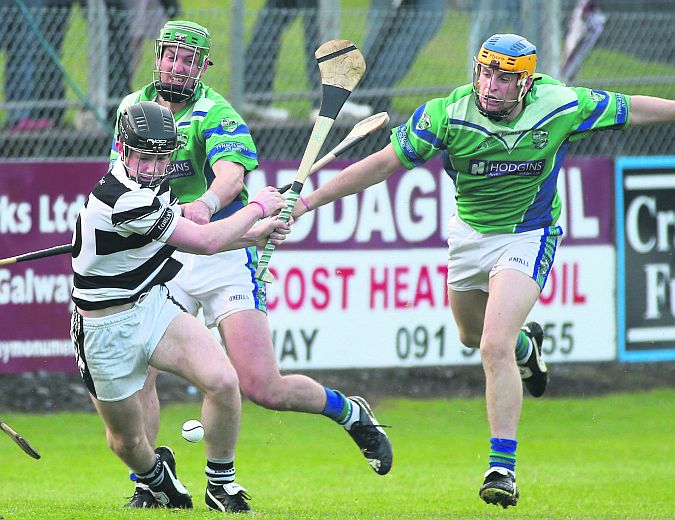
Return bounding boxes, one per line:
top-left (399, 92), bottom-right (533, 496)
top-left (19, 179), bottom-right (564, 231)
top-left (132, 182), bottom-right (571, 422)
top-left (472, 34), bottom-right (537, 119)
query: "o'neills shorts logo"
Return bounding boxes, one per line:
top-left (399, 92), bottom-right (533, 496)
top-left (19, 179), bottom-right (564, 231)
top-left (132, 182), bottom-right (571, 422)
top-left (469, 159), bottom-right (546, 178)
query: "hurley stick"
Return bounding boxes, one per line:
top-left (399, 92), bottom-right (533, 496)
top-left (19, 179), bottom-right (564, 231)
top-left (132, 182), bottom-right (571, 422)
top-left (278, 111), bottom-right (389, 193)
top-left (0, 112), bottom-right (387, 268)
top-left (0, 244), bottom-right (73, 266)
top-left (0, 420), bottom-right (41, 459)
top-left (255, 40), bottom-right (366, 283)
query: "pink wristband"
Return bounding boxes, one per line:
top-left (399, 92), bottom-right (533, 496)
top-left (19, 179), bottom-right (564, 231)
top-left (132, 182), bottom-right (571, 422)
top-left (249, 200), bottom-right (267, 219)
top-left (299, 195), bottom-right (311, 211)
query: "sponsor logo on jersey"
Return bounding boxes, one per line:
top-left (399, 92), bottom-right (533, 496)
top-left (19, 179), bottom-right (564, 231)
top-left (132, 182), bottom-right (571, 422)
top-left (396, 125), bottom-right (416, 158)
top-left (468, 159), bottom-right (546, 177)
top-left (615, 93), bottom-right (627, 124)
top-left (415, 112), bottom-right (431, 131)
top-left (532, 130), bottom-right (548, 149)
top-left (155, 208), bottom-right (174, 235)
top-left (166, 159), bottom-right (195, 179)
top-left (211, 142), bottom-right (253, 155)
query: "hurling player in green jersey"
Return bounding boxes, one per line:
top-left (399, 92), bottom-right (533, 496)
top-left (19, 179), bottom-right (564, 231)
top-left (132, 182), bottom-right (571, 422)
top-left (110, 20), bottom-right (392, 511)
top-left (294, 33), bottom-right (675, 509)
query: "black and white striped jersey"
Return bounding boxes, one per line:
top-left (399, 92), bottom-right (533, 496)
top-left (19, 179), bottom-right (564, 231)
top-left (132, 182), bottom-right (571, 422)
top-left (71, 159), bottom-right (183, 310)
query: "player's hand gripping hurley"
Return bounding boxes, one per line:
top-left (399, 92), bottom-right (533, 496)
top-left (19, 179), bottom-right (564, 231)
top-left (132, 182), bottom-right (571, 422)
top-left (0, 116), bottom-right (388, 269)
top-left (255, 40), bottom-right (366, 284)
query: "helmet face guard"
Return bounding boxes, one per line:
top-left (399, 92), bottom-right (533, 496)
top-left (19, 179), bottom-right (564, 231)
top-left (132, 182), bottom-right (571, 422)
top-left (153, 20), bottom-right (212, 103)
top-left (118, 101), bottom-right (178, 187)
top-left (122, 146), bottom-right (174, 188)
top-left (472, 34), bottom-right (536, 120)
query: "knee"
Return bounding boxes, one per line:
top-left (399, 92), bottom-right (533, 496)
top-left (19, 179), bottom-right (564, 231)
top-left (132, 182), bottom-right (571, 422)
top-left (203, 370), bottom-right (240, 402)
top-left (458, 329), bottom-right (481, 350)
top-left (238, 373), bottom-right (286, 410)
top-left (479, 330), bottom-right (514, 366)
top-left (109, 431), bottom-right (144, 457)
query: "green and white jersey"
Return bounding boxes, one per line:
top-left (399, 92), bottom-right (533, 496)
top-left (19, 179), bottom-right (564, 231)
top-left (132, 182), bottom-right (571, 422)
top-left (110, 82), bottom-right (258, 221)
top-left (390, 74), bottom-right (630, 234)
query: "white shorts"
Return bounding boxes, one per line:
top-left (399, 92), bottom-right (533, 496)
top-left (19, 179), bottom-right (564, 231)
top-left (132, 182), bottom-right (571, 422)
top-left (167, 248), bottom-right (267, 328)
top-left (446, 215), bottom-right (562, 292)
top-left (70, 285), bottom-right (183, 402)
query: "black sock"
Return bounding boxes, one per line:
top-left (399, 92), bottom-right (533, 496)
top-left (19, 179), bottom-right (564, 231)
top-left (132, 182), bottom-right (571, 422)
top-left (135, 455), bottom-right (163, 488)
top-left (206, 457), bottom-right (235, 487)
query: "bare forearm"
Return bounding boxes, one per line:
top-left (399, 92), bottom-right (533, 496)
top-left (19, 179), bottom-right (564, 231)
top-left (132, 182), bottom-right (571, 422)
top-left (207, 205), bottom-right (262, 252)
top-left (171, 205), bottom-right (261, 254)
top-left (630, 95), bottom-right (675, 126)
top-left (305, 144), bottom-right (402, 210)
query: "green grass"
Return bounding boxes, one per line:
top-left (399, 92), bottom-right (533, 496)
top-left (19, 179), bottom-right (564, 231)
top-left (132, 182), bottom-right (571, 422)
top-left (1, 389), bottom-right (673, 519)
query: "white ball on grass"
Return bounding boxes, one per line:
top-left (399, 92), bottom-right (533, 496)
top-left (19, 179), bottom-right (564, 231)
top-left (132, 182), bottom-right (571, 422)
top-left (181, 419), bottom-right (204, 443)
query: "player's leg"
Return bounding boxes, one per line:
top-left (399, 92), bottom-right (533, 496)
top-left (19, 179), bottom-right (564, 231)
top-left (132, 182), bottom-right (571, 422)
top-left (125, 281), bottom-right (200, 507)
top-left (448, 288), bottom-right (488, 349)
top-left (72, 289), bottom-right (194, 510)
top-left (150, 311), bottom-right (251, 513)
top-left (478, 269), bottom-right (540, 508)
top-left (220, 309), bottom-right (324, 411)
top-left (93, 395), bottom-right (192, 509)
top-left (220, 309), bottom-right (393, 475)
top-left (93, 395), bottom-right (154, 475)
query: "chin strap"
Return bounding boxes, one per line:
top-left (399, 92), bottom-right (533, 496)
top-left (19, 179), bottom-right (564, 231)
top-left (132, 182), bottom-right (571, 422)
top-left (154, 82), bottom-right (194, 103)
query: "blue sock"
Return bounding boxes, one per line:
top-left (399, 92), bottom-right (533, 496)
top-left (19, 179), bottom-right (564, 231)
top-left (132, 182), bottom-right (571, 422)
top-left (321, 388), bottom-right (351, 423)
top-left (489, 437), bottom-right (517, 472)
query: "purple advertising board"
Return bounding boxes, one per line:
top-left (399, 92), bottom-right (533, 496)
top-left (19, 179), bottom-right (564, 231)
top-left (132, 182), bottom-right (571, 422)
top-left (0, 157), bottom-right (614, 373)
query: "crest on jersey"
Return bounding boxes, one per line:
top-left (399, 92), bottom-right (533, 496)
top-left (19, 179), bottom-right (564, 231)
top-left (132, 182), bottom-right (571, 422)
top-left (415, 112), bottom-right (431, 131)
top-left (590, 90), bottom-right (605, 103)
top-left (176, 132), bottom-right (188, 149)
top-left (532, 130), bottom-right (548, 149)
top-left (220, 118), bottom-right (238, 132)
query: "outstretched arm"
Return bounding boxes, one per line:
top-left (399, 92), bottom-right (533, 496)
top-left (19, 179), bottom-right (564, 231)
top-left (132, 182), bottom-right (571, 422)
top-left (168, 187), bottom-right (287, 254)
top-left (629, 95), bottom-right (675, 126)
top-left (293, 143), bottom-right (403, 218)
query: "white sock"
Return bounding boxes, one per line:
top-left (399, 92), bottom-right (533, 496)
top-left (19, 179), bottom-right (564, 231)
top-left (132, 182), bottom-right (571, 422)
top-left (342, 399), bottom-right (361, 430)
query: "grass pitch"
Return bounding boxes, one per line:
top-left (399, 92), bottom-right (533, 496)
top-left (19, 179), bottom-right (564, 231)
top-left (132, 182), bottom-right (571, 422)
top-left (1, 389), bottom-right (673, 519)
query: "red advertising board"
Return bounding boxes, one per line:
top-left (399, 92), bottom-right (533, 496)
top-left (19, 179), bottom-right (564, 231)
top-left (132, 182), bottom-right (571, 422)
top-left (0, 158), bottom-right (615, 373)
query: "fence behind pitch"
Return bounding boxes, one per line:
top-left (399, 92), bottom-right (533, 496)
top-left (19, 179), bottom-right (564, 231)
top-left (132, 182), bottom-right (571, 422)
top-left (0, 0), bottom-right (673, 161)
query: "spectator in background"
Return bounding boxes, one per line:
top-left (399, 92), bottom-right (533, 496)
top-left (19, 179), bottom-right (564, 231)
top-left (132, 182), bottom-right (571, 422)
top-left (2, 1), bottom-right (43, 131)
top-left (350, 0), bottom-right (447, 116)
top-left (1, 0), bottom-right (74, 131)
top-left (130, 0), bottom-right (181, 72)
top-left (2, 0), bottom-right (132, 131)
top-left (242, 0), bottom-right (370, 121)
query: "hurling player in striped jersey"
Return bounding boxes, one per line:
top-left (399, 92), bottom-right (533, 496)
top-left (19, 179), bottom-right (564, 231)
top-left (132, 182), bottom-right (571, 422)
top-left (72, 101), bottom-right (288, 512)
top-left (111, 20), bottom-right (393, 509)
top-left (293, 34), bottom-right (675, 508)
